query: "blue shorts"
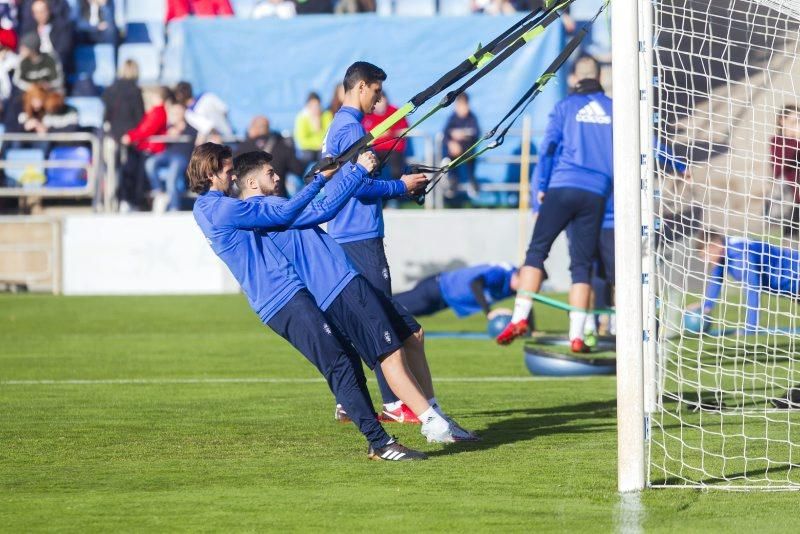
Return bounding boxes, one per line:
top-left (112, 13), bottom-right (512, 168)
top-left (394, 274), bottom-right (448, 317)
top-left (597, 228), bottom-right (615, 284)
top-left (325, 275), bottom-right (409, 369)
top-left (526, 187), bottom-right (606, 284)
top-left (340, 237), bottom-right (421, 336)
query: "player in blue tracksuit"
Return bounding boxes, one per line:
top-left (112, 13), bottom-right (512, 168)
top-left (498, 56), bottom-right (613, 352)
top-left (323, 61), bottom-right (431, 422)
top-left (188, 143), bottom-right (427, 461)
top-left (233, 150), bottom-right (476, 441)
top-left (395, 263), bottom-right (519, 319)
top-left (696, 234), bottom-right (800, 333)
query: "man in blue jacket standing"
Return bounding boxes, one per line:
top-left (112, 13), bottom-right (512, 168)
top-left (324, 61), bottom-right (434, 424)
top-left (497, 56), bottom-right (613, 352)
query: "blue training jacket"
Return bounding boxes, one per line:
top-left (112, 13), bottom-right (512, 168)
top-left (324, 106), bottom-right (408, 244)
top-left (193, 175), bottom-right (327, 323)
top-left (438, 263), bottom-right (516, 317)
top-left (253, 164), bottom-right (374, 311)
top-left (536, 91), bottom-right (613, 197)
top-left (702, 238), bottom-right (800, 332)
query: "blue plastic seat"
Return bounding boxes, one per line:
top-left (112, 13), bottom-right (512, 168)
top-left (66, 97), bottom-right (105, 129)
top-left (117, 43), bottom-right (161, 84)
top-left (46, 146), bottom-right (91, 188)
top-left (5, 148), bottom-right (46, 187)
top-left (125, 21), bottom-right (166, 49)
top-left (439, 0), bottom-right (471, 16)
top-left (73, 44), bottom-right (116, 87)
top-left (126, 0), bottom-right (165, 22)
top-left (394, 0), bottom-right (435, 16)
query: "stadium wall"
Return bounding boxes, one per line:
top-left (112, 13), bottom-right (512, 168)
top-left (49, 212), bottom-right (571, 296)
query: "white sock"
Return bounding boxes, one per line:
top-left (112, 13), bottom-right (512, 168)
top-left (569, 311), bottom-right (588, 341)
top-left (584, 314), bottom-right (598, 336)
top-left (511, 296), bottom-right (533, 323)
top-left (384, 400), bottom-right (402, 412)
top-left (420, 406), bottom-right (447, 428)
top-left (429, 397), bottom-right (445, 417)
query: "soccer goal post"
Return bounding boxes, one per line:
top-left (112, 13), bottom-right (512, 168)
top-left (616, 0), bottom-right (800, 491)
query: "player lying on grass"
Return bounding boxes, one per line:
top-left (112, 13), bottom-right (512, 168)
top-left (189, 142), bottom-right (430, 461)
top-left (692, 232), bottom-right (800, 333)
top-left (394, 263), bottom-right (519, 320)
top-left (233, 150), bottom-right (477, 442)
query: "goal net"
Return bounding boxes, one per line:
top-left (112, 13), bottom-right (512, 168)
top-left (646, 0), bottom-right (800, 489)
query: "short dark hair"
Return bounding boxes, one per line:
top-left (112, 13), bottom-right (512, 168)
top-left (187, 143), bottom-right (232, 194)
top-left (456, 92), bottom-right (469, 104)
top-left (232, 151), bottom-right (274, 186)
top-left (307, 91), bottom-right (321, 103)
top-left (174, 81), bottom-right (194, 106)
top-left (343, 61), bottom-right (387, 92)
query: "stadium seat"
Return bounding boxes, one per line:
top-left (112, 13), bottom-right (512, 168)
top-left (439, 0), bottom-right (471, 16)
top-left (46, 146), bottom-right (91, 188)
top-left (74, 44), bottom-right (117, 88)
top-left (230, 0), bottom-right (259, 18)
top-left (125, 22), bottom-right (166, 49)
top-left (126, 0), bottom-right (165, 23)
top-left (118, 43), bottom-right (161, 84)
top-left (394, 0), bottom-right (435, 16)
top-left (4, 148), bottom-right (46, 188)
top-left (66, 97), bottom-right (105, 129)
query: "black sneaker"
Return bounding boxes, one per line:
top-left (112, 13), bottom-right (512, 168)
top-left (368, 438), bottom-right (428, 461)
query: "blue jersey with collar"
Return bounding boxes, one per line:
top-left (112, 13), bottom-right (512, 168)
top-left (438, 263), bottom-right (516, 317)
top-left (192, 175), bottom-right (325, 323)
top-left (324, 106), bottom-right (408, 244)
top-left (536, 91), bottom-right (613, 197)
top-left (703, 237), bottom-right (800, 332)
top-left (252, 163), bottom-right (371, 311)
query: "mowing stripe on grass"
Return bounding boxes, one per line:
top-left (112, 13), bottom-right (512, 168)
top-left (0, 376), bottom-right (607, 386)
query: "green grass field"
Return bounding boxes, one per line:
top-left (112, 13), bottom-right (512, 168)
top-left (2, 294), bottom-right (800, 532)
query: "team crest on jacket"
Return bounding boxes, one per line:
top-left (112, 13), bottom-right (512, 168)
top-left (382, 267), bottom-right (389, 280)
top-left (383, 331), bottom-right (392, 344)
top-left (323, 323), bottom-right (332, 335)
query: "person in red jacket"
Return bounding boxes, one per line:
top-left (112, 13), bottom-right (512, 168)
top-left (166, 0), bottom-right (234, 23)
top-left (361, 94), bottom-right (408, 180)
top-left (118, 87), bottom-right (169, 212)
top-left (766, 104), bottom-right (800, 237)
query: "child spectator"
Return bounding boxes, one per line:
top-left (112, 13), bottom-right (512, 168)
top-left (13, 32), bottom-right (63, 92)
top-left (293, 91), bottom-right (331, 166)
top-left (362, 93), bottom-right (408, 179)
top-left (76, 0), bottom-right (118, 45)
top-left (118, 87), bottom-right (169, 212)
top-left (173, 80), bottom-right (233, 138)
top-left (767, 104), bottom-right (800, 237)
top-left (146, 98), bottom-right (197, 213)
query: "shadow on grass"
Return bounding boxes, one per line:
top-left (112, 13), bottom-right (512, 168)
top-left (428, 399), bottom-right (617, 457)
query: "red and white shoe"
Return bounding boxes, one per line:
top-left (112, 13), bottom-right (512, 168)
top-left (496, 319), bottom-right (529, 345)
top-left (334, 404), bottom-right (351, 424)
top-left (570, 338), bottom-right (591, 354)
top-left (379, 403), bottom-right (422, 424)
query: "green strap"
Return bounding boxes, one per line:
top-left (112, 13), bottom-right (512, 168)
top-left (520, 290), bottom-right (616, 316)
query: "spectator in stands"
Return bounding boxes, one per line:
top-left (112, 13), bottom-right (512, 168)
top-left (27, 0), bottom-right (73, 72)
top-left (328, 83), bottom-right (344, 116)
top-left (0, 1), bottom-right (19, 52)
top-left (362, 93), bottom-right (408, 179)
top-left (146, 98), bottom-right (197, 213)
top-left (101, 59), bottom-right (144, 142)
top-left (442, 92), bottom-right (480, 207)
top-left (18, 85), bottom-right (78, 133)
top-left (0, 35), bottom-right (18, 111)
top-left (13, 32), bottom-right (63, 93)
top-left (166, 0), bottom-right (234, 23)
top-left (118, 86), bottom-right (169, 212)
top-left (173, 81), bottom-right (233, 139)
top-left (76, 0), bottom-right (118, 46)
top-left (334, 0), bottom-right (375, 13)
top-left (293, 91), bottom-right (331, 167)
top-left (471, 0), bottom-right (516, 15)
top-left (293, 0), bottom-right (334, 14)
top-left (766, 104), bottom-right (800, 237)
top-left (235, 115), bottom-right (303, 197)
top-left (252, 0), bottom-right (296, 18)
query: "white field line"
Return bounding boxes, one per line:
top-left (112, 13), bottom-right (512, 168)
top-left (0, 376), bottom-right (609, 386)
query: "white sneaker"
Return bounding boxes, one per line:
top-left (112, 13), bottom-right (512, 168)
top-left (152, 192), bottom-right (170, 214)
top-left (444, 416), bottom-right (480, 442)
top-left (420, 415), bottom-right (455, 443)
top-left (119, 200), bottom-right (132, 213)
